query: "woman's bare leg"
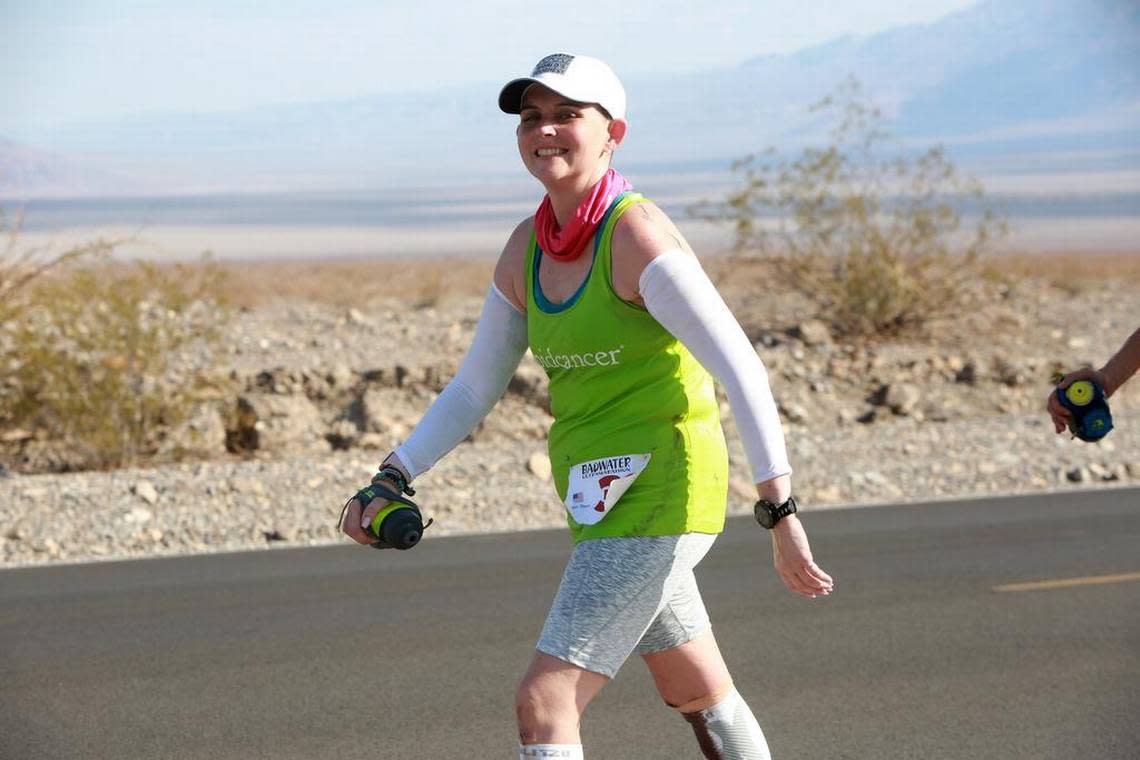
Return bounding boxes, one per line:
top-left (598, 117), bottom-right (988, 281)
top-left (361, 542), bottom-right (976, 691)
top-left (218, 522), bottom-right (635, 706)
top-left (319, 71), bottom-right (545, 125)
top-left (642, 631), bottom-right (771, 759)
top-left (641, 630), bottom-right (732, 708)
top-left (515, 650), bottom-right (609, 746)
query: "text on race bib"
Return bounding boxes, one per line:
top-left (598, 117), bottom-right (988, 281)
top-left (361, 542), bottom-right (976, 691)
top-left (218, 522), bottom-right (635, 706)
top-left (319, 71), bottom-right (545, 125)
top-left (565, 453), bottom-right (651, 526)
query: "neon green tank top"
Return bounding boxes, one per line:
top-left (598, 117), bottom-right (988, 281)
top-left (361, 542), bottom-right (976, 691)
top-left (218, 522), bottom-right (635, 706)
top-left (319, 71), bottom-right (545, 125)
top-left (526, 191), bottom-right (729, 543)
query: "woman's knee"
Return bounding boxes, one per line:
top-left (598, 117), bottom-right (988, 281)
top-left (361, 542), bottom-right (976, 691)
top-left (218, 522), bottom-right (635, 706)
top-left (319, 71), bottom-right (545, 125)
top-left (515, 679), bottom-right (558, 722)
top-left (515, 677), bottom-right (579, 741)
top-left (642, 632), bottom-right (732, 708)
top-left (515, 655), bottom-right (610, 741)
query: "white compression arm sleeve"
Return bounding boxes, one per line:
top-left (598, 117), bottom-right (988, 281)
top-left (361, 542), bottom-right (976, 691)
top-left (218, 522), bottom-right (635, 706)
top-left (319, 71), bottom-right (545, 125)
top-left (393, 283), bottom-right (528, 479)
top-left (639, 249), bottom-right (792, 484)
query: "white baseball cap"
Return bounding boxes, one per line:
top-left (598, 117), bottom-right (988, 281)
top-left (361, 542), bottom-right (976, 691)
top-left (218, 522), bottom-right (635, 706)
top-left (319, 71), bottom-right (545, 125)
top-left (499, 53), bottom-right (627, 121)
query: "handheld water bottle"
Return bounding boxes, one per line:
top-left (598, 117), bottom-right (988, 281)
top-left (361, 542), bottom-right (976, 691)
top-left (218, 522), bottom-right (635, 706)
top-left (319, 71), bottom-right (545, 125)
top-left (1054, 374), bottom-right (1113, 442)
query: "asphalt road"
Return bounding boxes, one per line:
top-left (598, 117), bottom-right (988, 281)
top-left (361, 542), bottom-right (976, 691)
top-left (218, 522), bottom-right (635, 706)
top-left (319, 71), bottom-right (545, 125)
top-left (3, 488), bottom-right (1138, 760)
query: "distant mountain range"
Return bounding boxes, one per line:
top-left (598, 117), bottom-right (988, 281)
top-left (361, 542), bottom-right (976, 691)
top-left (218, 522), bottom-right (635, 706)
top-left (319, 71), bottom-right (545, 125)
top-left (0, 138), bottom-right (150, 198)
top-left (3, 0), bottom-right (1137, 199)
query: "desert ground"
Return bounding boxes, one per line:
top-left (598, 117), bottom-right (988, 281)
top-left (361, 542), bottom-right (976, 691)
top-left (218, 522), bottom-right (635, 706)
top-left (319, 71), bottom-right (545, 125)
top-left (2, 248), bottom-right (1138, 568)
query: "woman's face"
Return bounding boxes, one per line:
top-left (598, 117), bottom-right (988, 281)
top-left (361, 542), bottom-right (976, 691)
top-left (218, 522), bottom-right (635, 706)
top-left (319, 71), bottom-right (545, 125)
top-left (516, 84), bottom-right (625, 187)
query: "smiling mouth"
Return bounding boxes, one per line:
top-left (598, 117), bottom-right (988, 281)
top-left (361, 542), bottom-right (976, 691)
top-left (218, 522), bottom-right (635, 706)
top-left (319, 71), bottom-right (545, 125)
top-left (535, 148), bottom-right (568, 158)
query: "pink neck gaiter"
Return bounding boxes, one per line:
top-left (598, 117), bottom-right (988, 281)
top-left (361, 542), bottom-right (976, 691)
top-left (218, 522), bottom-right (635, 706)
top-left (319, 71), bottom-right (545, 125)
top-left (534, 168), bottom-right (633, 262)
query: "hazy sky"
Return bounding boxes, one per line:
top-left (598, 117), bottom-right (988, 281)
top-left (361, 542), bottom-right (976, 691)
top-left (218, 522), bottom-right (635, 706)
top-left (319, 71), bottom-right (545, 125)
top-left (2, 0), bottom-right (978, 135)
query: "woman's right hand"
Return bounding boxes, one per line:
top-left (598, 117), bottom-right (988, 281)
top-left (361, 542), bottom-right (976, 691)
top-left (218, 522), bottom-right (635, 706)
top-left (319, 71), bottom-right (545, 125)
top-left (340, 486), bottom-right (394, 545)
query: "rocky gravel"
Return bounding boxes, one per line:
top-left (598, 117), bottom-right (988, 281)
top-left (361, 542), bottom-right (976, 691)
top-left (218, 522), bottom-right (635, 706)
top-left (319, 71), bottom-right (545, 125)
top-left (3, 268), bottom-right (1138, 568)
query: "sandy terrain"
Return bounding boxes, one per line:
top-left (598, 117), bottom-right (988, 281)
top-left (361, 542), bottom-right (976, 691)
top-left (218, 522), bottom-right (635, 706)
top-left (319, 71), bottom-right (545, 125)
top-left (2, 249), bottom-right (1138, 567)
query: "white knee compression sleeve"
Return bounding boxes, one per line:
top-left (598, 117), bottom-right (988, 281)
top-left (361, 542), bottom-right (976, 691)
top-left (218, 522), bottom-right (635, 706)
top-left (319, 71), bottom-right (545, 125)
top-left (518, 744), bottom-right (584, 759)
top-left (681, 688), bottom-right (772, 760)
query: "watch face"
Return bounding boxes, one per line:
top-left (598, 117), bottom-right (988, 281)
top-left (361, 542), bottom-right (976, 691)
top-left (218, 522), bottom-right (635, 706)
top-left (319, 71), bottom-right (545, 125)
top-left (755, 497), bottom-right (795, 528)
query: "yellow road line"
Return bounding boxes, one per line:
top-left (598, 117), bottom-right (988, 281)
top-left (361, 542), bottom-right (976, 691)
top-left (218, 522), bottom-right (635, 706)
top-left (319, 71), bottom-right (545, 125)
top-left (993, 571), bottom-right (1140, 593)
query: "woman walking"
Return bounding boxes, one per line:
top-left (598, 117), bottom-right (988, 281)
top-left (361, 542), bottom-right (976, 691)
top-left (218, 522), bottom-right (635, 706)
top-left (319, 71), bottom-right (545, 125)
top-left (341, 53), bottom-right (834, 759)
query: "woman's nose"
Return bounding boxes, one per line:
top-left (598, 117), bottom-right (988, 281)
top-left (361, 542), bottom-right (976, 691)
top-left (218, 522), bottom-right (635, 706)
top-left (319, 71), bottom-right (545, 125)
top-left (539, 123), bottom-right (557, 136)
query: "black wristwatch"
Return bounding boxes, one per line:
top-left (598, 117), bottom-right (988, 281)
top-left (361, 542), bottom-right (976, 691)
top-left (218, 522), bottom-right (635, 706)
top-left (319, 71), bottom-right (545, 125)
top-left (754, 495), bottom-right (797, 529)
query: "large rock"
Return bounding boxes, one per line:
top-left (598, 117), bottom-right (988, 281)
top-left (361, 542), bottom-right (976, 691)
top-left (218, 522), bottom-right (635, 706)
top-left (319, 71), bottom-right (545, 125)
top-left (509, 362), bottom-right (551, 410)
top-left (327, 363), bottom-right (356, 390)
top-left (955, 359), bottom-right (980, 386)
top-left (794, 320), bottom-right (833, 347)
top-left (527, 452), bottom-right (552, 480)
top-left (253, 367), bottom-right (304, 395)
top-left (345, 308), bottom-right (372, 327)
top-left (302, 370), bottom-right (333, 401)
top-left (780, 402), bottom-right (809, 424)
top-left (132, 481), bottom-right (159, 506)
top-left (1064, 466), bottom-right (1091, 484)
top-left (883, 383), bottom-right (922, 416)
top-left (993, 357), bottom-right (1027, 387)
top-left (233, 393), bottom-right (327, 454)
top-left (356, 389), bottom-right (413, 442)
top-left (360, 388), bottom-right (392, 433)
top-left (163, 403), bottom-right (228, 458)
top-left (326, 419), bottom-right (360, 450)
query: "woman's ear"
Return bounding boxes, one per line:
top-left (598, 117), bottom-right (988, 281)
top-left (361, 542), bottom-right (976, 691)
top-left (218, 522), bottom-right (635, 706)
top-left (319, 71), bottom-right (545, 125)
top-left (605, 119), bottom-right (628, 152)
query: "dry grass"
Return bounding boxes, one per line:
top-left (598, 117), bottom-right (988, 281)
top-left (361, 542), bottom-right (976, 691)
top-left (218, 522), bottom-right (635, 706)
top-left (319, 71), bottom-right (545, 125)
top-left (984, 250), bottom-right (1140, 287)
top-left (123, 249), bottom-right (1136, 313)
top-left (706, 250), bottom-right (1139, 292)
top-left (214, 258), bottom-right (496, 309)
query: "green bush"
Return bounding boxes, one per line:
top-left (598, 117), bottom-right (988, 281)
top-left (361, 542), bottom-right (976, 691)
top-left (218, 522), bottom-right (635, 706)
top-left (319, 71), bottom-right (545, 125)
top-left (1, 214), bottom-right (230, 471)
top-left (693, 77), bottom-right (1006, 338)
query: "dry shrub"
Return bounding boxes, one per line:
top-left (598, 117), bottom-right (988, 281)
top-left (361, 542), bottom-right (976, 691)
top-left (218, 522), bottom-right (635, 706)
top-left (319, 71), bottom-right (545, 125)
top-left (1, 236), bottom-right (230, 471)
top-left (692, 77), bottom-right (1006, 338)
top-left (1, 209), bottom-right (117, 316)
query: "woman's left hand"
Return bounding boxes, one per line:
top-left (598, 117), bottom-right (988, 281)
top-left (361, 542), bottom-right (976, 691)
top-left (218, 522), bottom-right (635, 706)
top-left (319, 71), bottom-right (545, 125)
top-left (770, 515), bottom-right (834, 599)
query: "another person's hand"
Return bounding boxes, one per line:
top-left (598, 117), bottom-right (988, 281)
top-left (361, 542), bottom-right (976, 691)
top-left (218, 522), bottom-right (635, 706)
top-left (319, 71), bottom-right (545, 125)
top-left (1047, 367), bottom-right (1109, 435)
top-left (770, 515), bottom-right (833, 599)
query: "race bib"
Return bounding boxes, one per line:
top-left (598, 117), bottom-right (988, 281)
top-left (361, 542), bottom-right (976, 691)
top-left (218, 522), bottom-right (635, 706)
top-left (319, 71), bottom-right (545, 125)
top-left (564, 453), bottom-right (651, 526)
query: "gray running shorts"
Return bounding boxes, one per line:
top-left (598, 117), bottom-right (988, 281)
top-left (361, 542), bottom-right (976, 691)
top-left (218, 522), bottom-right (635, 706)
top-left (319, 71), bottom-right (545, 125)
top-left (536, 532), bottom-right (717, 679)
